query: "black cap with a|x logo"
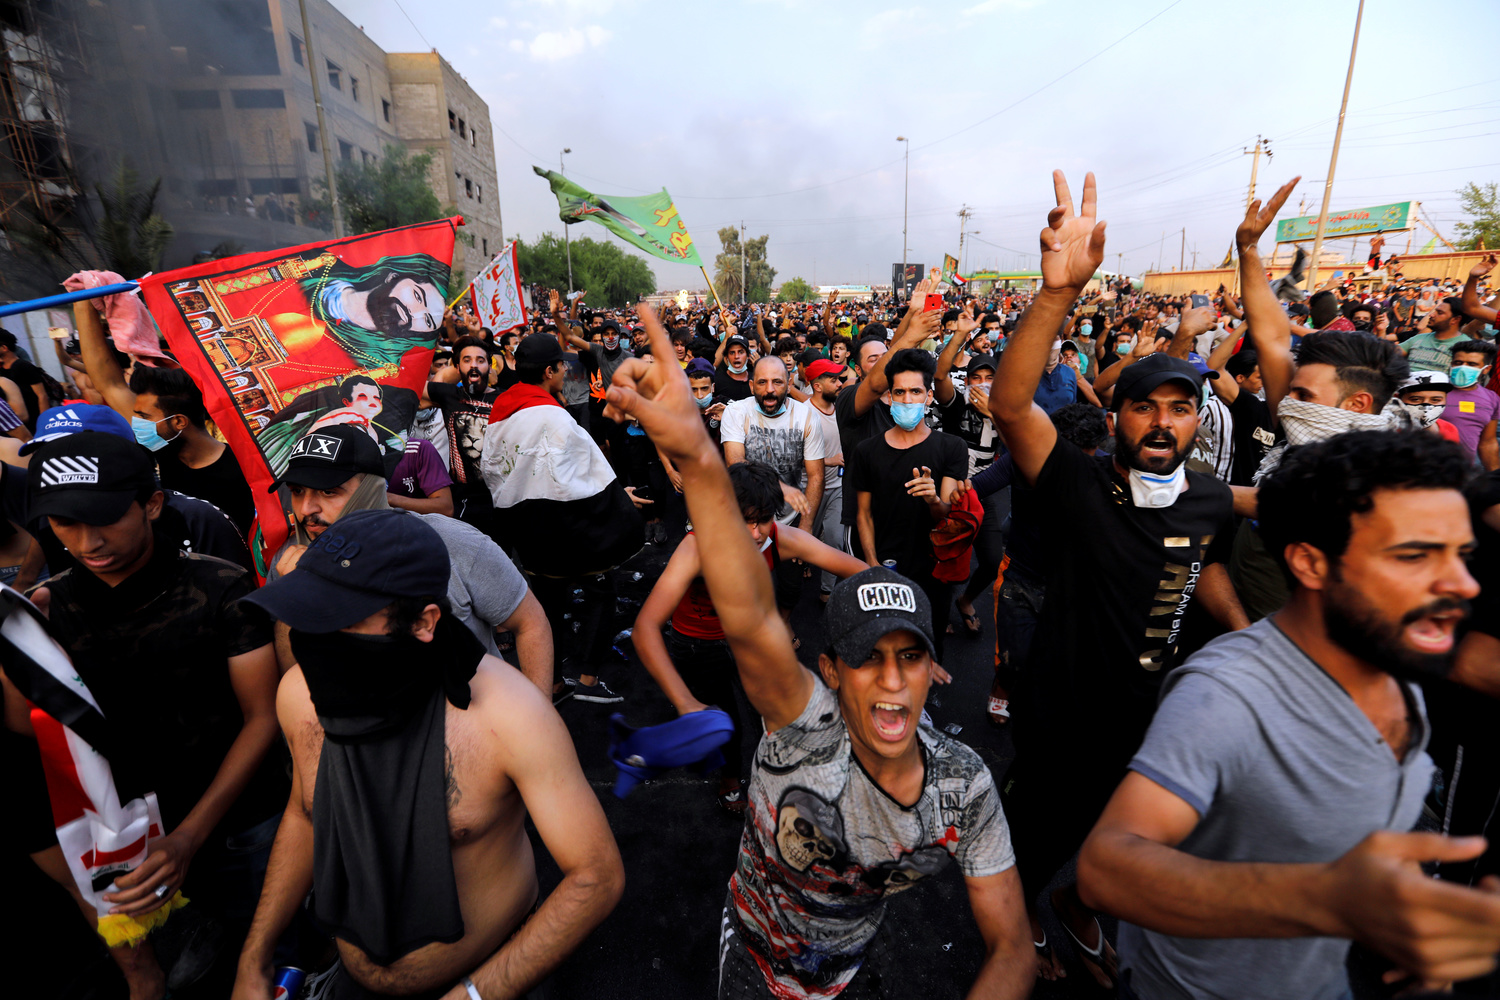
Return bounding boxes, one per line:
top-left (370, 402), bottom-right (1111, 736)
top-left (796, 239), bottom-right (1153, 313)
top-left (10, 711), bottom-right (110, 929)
top-left (267, 423), bottom-right (386, 493)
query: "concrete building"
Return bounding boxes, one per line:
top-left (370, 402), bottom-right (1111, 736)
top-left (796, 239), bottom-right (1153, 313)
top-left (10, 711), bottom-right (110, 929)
top-left (0, 0), bottom-right (501, 292)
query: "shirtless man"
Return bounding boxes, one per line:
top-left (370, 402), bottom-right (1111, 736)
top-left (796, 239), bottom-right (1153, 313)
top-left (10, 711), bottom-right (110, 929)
top-left (232, 509), bottom-right (621, 999)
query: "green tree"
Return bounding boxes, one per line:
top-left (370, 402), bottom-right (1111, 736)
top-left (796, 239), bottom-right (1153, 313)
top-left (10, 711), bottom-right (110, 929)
top-left (5, 158), bottom-right (175, 293)
top-left (515, 232), bottom-right (657, 307)
top-left (713, 227), bottom-right (776, 303)
top-left (305, 144), bottom-right (471, 245)
top-left (1456, 181), bottom-right (1500, 250)
top-left (776, 277), bottom-right (816, 303)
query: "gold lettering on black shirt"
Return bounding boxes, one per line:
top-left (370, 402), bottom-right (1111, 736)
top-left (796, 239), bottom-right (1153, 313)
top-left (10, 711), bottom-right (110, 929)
top-left (1139, 534), bottom-right (1213, 671)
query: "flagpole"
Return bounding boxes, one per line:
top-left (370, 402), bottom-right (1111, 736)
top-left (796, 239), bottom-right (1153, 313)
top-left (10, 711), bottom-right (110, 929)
top-left (1305, 0), bottom-right (1365, 294)
top-left (700, 265), bottom-right (726, 313)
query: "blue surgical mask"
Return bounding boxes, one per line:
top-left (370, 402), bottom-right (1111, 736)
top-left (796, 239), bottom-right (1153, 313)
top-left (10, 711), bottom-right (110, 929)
top-left (1451, 365), bottom-right (1484, 389)
top-left (1080, 322), bottom-right (1093, 336)
top-left (891, 401), bottom-right (925, 431)
top-left (694, 393), bottom-right (713, 410)
top-left (131, 415), bottom-right (179, 452)
top-left (727, 361), bottom-right (748, 374)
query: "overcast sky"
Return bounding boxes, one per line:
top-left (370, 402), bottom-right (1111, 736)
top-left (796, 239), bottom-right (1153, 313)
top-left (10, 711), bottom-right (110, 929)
top-left (335, 0), bottom-right (1499, 291)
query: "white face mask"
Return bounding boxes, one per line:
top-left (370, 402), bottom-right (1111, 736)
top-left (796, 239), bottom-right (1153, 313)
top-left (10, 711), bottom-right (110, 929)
top-left (1127, 465), bottom-right (1187, 508)
top-left (1394, 398), bottom-right (1444, 429)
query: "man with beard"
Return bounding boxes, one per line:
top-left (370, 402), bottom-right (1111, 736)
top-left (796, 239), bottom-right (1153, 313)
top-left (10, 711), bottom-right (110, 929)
top-left (1402, 297), bottom-right (1469, 374)
top-left (720, 356), bottom-right (826, 619)
top-left (233, 509), bottom-right (621, 1000)
top-left (300, 254), bottom-right (450, 371)
top-left (1078, 430), bottom-right (1500, 999)
top-left (266, 424), bottom-right (554, 695)
top-left (73, 304), bottom-right (255, 535)
top-left (987, 171), bottom-right (1248, 987)
top-left (421, 336), bottom-right (499, 528)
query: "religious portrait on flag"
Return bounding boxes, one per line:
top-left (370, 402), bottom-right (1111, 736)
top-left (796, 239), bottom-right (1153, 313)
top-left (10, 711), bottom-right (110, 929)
top-left (137, 218), bottom-right (459, 563)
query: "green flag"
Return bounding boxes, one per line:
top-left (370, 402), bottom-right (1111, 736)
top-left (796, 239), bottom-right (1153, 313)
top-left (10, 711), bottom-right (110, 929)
top-left (533, 166), bottom-right (704, 268)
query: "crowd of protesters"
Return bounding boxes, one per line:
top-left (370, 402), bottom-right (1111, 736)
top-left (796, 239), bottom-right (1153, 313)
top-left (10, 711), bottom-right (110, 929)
top-left (4, 168), bottom-right (1500, 1000)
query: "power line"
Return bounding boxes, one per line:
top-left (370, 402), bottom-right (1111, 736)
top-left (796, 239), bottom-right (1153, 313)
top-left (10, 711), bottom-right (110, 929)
top-left (388, 0), bottom-right (433, 50)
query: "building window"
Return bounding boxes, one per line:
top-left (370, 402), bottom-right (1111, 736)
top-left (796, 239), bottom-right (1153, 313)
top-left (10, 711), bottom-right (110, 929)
top-left (173, 90), bottom-right (221, 109)
top-left (483, 238), bottom-right (488, 256)
top-left (350, 77), bottom-right (359, 102)
top-left (338, 139), bottom-right (353, 162)
top-left (458, 118), bottom-right (466, 138)
top-left (448, 110), bottom-right (456, 132)
top-left (290, 34), bottom-right (304, 66)
top-left (470, 129), bottom-right (477, 147)
top-left (231, 89), bottom-right (286, 109)
top-left (464, 177), bottom-right (473, 198)
top-left (476, 184), bottom-right (482, 203)
top-left (381, 98), bottom-right (391, 122)
top-left (362, 149), bottom-right (374, 165)
top-left (305, 122), bottom-right (319, 153)
top-left (326, 60), bottom-right (341, 92)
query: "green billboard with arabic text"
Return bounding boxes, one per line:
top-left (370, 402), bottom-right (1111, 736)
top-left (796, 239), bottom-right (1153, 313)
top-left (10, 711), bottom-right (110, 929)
top-left (1274, 201), bottom-right (1413, 243)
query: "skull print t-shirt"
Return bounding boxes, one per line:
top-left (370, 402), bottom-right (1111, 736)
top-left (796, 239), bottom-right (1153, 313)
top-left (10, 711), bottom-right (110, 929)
top-left (728, 680), bottom-right (1014, 998)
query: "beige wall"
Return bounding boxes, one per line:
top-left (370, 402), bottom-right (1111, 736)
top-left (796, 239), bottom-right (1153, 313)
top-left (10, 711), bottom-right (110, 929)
top-left (1142, 249), bottom-right (1491, 296)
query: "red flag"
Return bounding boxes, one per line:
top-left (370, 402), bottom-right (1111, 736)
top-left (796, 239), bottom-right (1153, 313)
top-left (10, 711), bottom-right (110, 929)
top-left (137, 218), bottom-right (461, 573)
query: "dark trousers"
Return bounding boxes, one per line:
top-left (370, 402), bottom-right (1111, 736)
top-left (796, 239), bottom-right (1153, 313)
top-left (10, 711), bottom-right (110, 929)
top-left (665, 627), bottom-right (747, 780)
top-left (529, 573), bottom-right (617, 677)
top-left (962, 490), bottom-right (1007, 603)
top-left (993, 563), bottom-right (1045, 691)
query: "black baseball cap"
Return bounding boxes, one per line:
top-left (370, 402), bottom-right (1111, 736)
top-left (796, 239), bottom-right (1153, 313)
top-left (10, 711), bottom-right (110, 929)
top-left (268, 424), bottom-right (385, 493)
top-left (965, 354), bottom-right (997, 377)
top-left (515, 333), bottom-right (565, 367)
top-left (723, 336), bottom-right (749, 352)
top-left (243, 508), bottom-right (450, 632)
top-left (825, 566), bottom-right (936, 667)
top-left (1112, 354), bottom-right (1215, 411)
top-left (28, 431), bottom-right (158, 526)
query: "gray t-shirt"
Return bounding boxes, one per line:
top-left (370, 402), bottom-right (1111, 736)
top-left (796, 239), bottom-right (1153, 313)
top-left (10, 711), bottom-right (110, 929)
top-left (411, 512), bottom-right (528, 658)
top-left (1120, 618), bottom-right (1433, 1000)
top-left (728, 681), bottom-right (1014, 997)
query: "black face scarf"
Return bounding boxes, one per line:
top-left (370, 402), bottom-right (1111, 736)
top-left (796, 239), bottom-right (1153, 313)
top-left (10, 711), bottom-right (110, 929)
top-left (292, 617), bottom-right (484, 966)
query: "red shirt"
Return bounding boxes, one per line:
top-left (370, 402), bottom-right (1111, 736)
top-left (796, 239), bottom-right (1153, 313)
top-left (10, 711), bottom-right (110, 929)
top-left (670, 525), bottom-right (779, 641)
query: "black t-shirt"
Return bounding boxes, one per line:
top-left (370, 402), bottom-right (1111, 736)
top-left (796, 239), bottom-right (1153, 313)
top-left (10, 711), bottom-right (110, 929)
top-left (4, 358), bottom-right (46, 424)
top-left (157, 443), bottom-right (255, 535)
top-left (714, 367), bottom-right (752, 402)
top-left (834, 384), bottom-right (895, 525)
top-left (938, 392), bottom-right (1000, 478)
top-left (1226, 391), bottom-right (1277, 487)
top-left (846, 429), bottom-right (967, 581)
top-left (428, 381), bottom-right (499, 494)
top-left (1025, 441), bottom-right (1235, 752)
top-left (493, 361), bottom-right (521, 395)
top-left (37, 543), bottom-right (284, 836)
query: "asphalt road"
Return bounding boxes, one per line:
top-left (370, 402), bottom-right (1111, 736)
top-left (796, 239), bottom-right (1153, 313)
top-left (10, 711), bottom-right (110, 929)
top-left (5, 522), bottom-right (1104, 1000)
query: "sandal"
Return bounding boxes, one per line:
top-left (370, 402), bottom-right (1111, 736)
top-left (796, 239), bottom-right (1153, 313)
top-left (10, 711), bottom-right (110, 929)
top-left (1059, 915), bottom-right (1117, 990)
top-left (1033, 931), bottom-right (1065, 982)
top-left (959, 611), bottom-right (981, 637)
top-left (717, 778), bottom-right (748, 815)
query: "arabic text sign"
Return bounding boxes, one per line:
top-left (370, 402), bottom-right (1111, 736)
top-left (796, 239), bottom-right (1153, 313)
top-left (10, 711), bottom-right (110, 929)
top-left (1275, 201), bottom-right (1413, 243)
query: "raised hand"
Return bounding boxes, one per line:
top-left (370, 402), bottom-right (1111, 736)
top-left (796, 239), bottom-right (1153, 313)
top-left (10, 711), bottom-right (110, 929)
top-left (1471, 253), bottom-right (1497, 280)
top-left (1236, 176), bottom-right (1300, 254)
top-left (956, 300), bottom-right (979, 337)
top-left (1040, 170), bottom-right (1107, 293)
top-left (549, 288), bottom-right (563, 313)
top-left (603, 304), bottom-right (712, 462)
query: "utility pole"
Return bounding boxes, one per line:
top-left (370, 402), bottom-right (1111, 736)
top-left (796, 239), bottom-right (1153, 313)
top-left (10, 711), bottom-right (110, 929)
top-left (1180, 227), bottom-right (1186, 271)
top-left (740, 221), bottom-right (747, 303)
top-left (1191, 245), bottom-right (1199, 269)
top-left (1157, 231), bottom-right (1165, 272)
top-left (560, 148), bottom-right (573, 293)
top-left (957, 204), bottom-right (974, 272)
top-left (897, 136), bottom-right (910, 300)
top-left (1242, 135), bottom-right (1270, 212)
top-left (1307, 0), bottom-right (1365, 294)
top-left (298, 0), bottom-right (342, 237)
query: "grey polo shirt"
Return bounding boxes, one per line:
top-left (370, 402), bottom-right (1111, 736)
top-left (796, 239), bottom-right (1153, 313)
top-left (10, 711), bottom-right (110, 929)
top-left (1119, 617), bottom-right (1432, 1000)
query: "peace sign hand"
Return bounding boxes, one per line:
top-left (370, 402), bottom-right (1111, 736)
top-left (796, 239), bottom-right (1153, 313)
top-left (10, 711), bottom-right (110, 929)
top-left (1236, 176), bottom-right (1299, 254)
top-left (1040, 170), bottom-right (1107, 294)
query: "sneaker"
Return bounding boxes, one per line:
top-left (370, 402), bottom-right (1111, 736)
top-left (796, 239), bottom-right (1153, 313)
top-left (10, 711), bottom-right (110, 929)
top-left (552, 683), bottom-right (575, 706)
top-left (572, 678), bottom-right (625, 704)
